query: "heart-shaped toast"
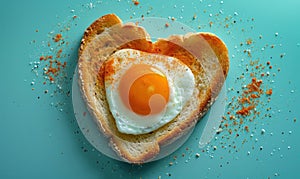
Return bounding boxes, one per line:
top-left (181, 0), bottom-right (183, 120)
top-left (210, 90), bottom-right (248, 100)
top-left (78, 14), bottom-right (229, 163)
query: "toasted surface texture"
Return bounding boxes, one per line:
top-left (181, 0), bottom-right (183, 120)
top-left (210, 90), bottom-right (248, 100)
top-left (78, 14), bottom-right (229, 163)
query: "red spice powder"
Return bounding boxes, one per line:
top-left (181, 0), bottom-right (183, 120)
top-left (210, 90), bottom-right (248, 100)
top-left (246, 38), bottom-right (253, 45)
top-left (266, 89), bottom-right (273, 95)
top-left (40, 55), bottom-right (53, 61)
top-left (250, 94), bottom-right (259, 98)
top-left (239, 97), bottom-right (250, 104)
top-left (236, 78), bottom-right (264, 116)
top-left (133, 1), bottom-right (139, 5)
top-left (56, 49), bottom-right (63, 58)
top-left (236, 106), bottom-right (255, 116)
top-left (244, 78), bottom-right (262, 94)
top-left (54, 34), bottom-right (62, 42)
top-left (62, 61), bottom-right (67, 68)
top-left (44, 57), bottom-right (66, 82)
top-left (244, 126), bottom-right (249, 132)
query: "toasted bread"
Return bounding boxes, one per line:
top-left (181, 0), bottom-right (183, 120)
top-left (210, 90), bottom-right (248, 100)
top-left (78, 14), bottom-right (229, 163)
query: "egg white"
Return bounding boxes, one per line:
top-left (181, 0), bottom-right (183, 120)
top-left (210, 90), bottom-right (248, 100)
top-left (104, 49), bottom-right (195, 134)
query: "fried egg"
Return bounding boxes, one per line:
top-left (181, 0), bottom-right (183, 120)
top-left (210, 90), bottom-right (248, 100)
top-left (104, 49), bottom-right (195, 134)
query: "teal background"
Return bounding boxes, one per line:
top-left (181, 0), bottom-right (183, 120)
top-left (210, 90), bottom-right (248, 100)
top-left (1, 0), bottom-right (299, 178)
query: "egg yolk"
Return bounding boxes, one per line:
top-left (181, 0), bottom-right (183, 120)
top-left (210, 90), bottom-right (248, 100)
top-left (119, 64), bottom-right (169, 116)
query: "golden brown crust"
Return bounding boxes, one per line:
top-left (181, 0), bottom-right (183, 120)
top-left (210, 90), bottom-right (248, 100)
top-left (79, 14), bottom-right (122, 55)
top-left (78, 14), bottom-right (229, 163)
top-left (200, 33), bottom-right (229, 77)
top-left (110, 135), bottom-right (160, 164)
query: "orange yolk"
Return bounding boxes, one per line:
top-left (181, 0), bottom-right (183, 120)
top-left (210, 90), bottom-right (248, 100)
top-left (129, 73), bottom-right (169, 115)
top-left (119, 64), bottom-right (169, 115)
